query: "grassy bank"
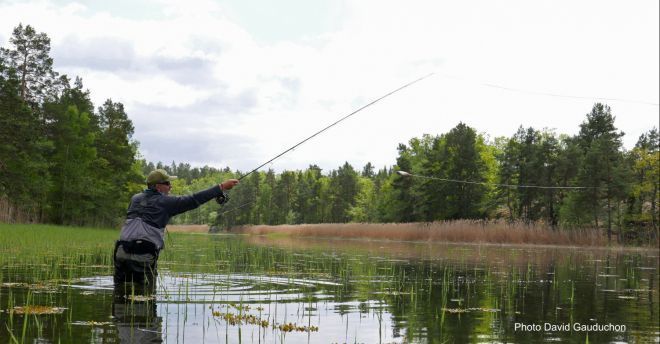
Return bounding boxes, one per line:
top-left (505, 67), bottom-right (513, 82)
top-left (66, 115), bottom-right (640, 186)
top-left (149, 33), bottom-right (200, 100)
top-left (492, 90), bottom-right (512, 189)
top-left (230, 220), bottom-right (635, 247)
top-left (0, 223), bottom-right (117, 265)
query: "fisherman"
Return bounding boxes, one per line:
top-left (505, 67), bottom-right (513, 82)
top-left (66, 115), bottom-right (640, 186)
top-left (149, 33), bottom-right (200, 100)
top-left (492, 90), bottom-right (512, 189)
top-left (113, 168), bottom-right (239, 287)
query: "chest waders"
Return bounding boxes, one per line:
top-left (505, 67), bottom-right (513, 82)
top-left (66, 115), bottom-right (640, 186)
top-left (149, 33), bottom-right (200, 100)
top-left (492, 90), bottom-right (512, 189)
top-left (114, 193), bottom-right (163, 289)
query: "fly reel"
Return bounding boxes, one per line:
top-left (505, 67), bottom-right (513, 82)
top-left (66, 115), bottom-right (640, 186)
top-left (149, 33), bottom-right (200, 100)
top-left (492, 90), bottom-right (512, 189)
top-left (215, 190), bottom-right (230, 205)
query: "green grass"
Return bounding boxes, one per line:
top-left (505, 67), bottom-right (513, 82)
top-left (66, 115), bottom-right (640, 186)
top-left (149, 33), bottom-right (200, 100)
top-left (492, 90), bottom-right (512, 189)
top-left (0, 223), bottom-right (118, 282)
top-left (0, 223), bottom-right (117, 251)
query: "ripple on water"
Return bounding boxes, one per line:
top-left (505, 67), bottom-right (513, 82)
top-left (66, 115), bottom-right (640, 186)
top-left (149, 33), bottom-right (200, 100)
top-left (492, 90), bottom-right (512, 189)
top-left (66, 273), bottom-right (343, 303)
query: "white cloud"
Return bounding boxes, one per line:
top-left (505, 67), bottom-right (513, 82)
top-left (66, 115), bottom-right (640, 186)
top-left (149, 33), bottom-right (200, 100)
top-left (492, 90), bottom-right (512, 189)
top-left (1, 0), bottom-right (657, 172)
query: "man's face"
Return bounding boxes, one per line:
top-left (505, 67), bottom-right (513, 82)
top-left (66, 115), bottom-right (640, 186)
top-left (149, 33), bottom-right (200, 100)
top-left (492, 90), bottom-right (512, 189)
top-left (155, 182), bottom-right (172, 195)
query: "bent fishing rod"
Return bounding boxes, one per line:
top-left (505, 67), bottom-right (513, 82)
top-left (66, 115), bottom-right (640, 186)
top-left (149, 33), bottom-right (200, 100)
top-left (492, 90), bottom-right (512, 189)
top-left (215, 73), bottom-right (435, 207)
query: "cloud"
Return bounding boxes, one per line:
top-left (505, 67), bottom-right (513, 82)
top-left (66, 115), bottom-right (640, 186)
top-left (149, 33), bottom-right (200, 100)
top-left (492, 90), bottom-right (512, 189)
top-left (127, 88), bottom-right (259, 169)
top-left (129, 89), bottom-right (258, 127)
top-left (151, 55), bottom-right (217, 86)
top-left (54, 35), bottom-right (136, 71)
top-left (1, 0), bottom-right (657, 172)
top-left (53, 35), bottom-right (221, 88)
top-left (138, 129), bottom-right (261, 171)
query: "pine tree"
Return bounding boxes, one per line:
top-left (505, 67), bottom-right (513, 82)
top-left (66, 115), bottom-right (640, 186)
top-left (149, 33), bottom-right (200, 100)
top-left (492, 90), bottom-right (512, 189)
top-left (575, 103), bottom-right (629, 240)
top-left (0, 24), bottom-right (63, 107)
top-left (0, 58), bottom-right (50, 221)
top-left (329, 162), bottom-right (359, 222)
top-left (425, 123), bottom-right (487, 220)
top-left (93, 99), bottom-right (142, 224)
top-left (391, 144), bottom-right (417, 222)
top-left (47, 105), bottom-right (97, 224)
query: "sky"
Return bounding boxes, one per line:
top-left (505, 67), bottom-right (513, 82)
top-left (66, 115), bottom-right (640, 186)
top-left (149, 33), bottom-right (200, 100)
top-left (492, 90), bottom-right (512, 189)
top-left (1, 0), bottom-right (658, 173)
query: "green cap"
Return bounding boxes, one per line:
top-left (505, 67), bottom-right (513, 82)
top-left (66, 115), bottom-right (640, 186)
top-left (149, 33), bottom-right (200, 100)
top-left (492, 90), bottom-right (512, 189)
top-left (146, 169), bottom-right (178, 185)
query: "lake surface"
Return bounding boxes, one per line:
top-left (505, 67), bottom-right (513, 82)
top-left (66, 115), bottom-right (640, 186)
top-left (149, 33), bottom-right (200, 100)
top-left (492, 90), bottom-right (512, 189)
top-left (1, 233), bottom-right (658, 343)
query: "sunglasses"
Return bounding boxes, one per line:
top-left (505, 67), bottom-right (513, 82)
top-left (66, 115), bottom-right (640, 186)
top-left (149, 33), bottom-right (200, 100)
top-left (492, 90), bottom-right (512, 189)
top-left (158, 181), bottom-right (171, 186)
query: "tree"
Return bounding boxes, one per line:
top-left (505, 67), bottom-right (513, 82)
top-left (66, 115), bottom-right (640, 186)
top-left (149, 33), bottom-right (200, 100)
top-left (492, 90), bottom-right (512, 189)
top-left (424, 123), bottom-right (488, 220)
top-left (0, 58), bottom-right (50, 221)
top-left (0, 24), bottom-right (62, 107)
top-left (361, 162), bottom-right (375, 178)
top-left (536, 130), bottom-right (562, 227)
top-left (294, 166), bottom-right (324, 224)
top-left (348, 177), bottom-right (377, 222)
top-left (497, 127), bottom-right (562, 225)
top-left (47, 105), bottom-right (97, 224)
top-left (259, 169), bottom-right (277, 224)
top-left (270, 171), bottom-right (297, 224)
top-left (329, 162), bottom-right (359, 222)
top-left (390, 141), bottom-right (426, 222)
top-left (574, 103), bottom-right (629, 240)
top-left (93, 99), bottom-right (142, 224)
top-left (626, 128), bottom-right (659, 237)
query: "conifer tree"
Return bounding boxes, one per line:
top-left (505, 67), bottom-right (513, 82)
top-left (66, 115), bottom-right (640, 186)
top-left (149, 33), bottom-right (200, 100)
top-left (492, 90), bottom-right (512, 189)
top-left (0, 24), bottom-right (63, 107)
top-left (0, 58), bottom-right (50, 221)
top-left (47, 105), bottom-right (97, 224)
top-left (575, 103), bottom-right (629, 240)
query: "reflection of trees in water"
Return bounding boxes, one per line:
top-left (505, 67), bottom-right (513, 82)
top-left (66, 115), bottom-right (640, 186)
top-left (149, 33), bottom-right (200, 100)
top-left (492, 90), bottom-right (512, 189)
top-left (363, 254), bottom-right (656, 343)
top-left (159, 235), bottom-right (656, 343)
top-left (112, 283), bottom-right (163, 344)
top-left (244, 235), bottom-right (643, 267)
top-left (234, 237), bottom-right (657, 342)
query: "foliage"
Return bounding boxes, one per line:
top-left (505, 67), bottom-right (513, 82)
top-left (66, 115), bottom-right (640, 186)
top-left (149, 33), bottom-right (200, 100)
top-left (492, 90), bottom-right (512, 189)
top-left (0, 58), bottom-right (50, 220)
top-left (0, 24), bottom-right (656, 243)
top-left (0, 25), bottom-right (139, 227)
top-left (0, 24), bottom-right (63, 107)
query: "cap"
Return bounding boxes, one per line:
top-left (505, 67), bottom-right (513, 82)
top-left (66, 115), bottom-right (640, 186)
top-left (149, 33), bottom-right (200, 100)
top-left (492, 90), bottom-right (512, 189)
top-left (146, 169), bottom-right (178, 185)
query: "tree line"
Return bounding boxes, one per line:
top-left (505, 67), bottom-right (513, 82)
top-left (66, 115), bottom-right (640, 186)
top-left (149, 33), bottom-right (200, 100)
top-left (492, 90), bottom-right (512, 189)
top-left (0, 24), bottom-right (143, 226)
top-left (1, 24), bottom-right (658, 242)
top-left (163, 110), bottom-right (655, 243)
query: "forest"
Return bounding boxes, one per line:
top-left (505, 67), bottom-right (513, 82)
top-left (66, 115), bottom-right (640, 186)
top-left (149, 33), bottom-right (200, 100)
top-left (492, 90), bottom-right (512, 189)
top-left (1, 24), bottom-right (658, 242)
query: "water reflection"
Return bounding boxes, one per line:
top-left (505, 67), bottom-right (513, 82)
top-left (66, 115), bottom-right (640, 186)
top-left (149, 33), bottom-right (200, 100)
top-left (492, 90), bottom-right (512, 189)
top-left (112, 285), bottom-right (163, 343)
top-left (0, 234), bottom-right (658, 343)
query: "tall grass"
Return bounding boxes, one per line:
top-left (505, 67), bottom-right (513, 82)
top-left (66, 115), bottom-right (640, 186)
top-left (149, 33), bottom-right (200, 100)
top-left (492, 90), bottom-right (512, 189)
top-left (167, 225), bottom-right (210, 233)
top-left (0, 223), bottom-right (117, 283)
top-left (232, 220), bottom-right (613, 246)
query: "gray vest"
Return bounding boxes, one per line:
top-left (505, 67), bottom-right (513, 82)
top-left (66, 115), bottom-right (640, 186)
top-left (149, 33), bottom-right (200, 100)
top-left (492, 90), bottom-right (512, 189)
top-left (119, 217), bottom-right (165, 250)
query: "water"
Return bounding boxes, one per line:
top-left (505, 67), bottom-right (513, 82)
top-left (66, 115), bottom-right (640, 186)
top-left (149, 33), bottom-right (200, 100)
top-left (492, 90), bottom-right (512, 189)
top-left (1, 234), bottom-right (658, 343)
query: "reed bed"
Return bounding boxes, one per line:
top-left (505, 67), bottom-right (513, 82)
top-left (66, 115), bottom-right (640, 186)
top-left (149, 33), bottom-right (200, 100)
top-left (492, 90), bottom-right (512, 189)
top-left (167, 224), bottom-right (210, 233)
top-left (232, 220), bottom-right (612, 246)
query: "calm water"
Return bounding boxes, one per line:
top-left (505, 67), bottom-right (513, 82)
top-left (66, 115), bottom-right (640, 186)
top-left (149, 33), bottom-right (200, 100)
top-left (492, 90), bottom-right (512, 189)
top-left (1, 234), bottom-right (658, 343)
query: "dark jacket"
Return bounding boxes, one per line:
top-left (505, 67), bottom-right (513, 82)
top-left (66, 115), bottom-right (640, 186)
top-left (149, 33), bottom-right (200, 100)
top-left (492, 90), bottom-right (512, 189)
top-left (118, 185), bottom-right (223, 249)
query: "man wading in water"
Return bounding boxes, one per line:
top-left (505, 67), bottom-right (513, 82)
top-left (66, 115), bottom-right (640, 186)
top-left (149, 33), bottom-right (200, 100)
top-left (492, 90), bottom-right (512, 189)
top-left (113, 169), bottom-right (239, 290)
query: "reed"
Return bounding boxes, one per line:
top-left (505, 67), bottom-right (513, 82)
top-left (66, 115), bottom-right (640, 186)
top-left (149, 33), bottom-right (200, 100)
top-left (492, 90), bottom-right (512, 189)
top-left (166, 225), bottom-right (209, 233)
top-left (0, 223), bottom-right (116, 284)
top-left (231, 220), bottom-right (613, 246)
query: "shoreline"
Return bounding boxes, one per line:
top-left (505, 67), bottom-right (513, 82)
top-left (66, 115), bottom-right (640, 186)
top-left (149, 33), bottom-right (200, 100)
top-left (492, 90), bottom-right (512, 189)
top-left (241, 234), bottom-right (660, 252)
top-left (169, 221), bottom-right (658, 249)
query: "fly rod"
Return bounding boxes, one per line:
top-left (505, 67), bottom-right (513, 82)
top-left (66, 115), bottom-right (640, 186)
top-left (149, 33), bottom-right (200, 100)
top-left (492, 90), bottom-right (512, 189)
top-left (396, 170), bottom-right (601, 189)
top-left (240, 73), bottom-right (434, 181)
top-left (215, 73), bottom-right (435, 205)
